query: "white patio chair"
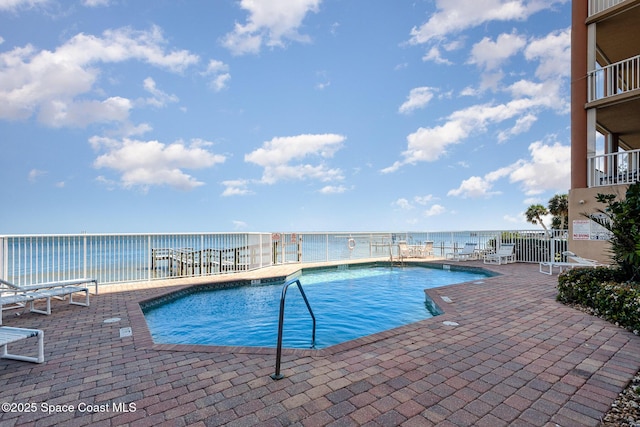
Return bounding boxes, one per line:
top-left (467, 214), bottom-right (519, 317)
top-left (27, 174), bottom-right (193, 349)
top-left (398, 241), bottom-right (411, 259)
top-left (415, 241), bottom-right (434, 258)
top-left (483, 243), bottom-right (516, 265)
top-left (446, 243), bottom-right (478, 261)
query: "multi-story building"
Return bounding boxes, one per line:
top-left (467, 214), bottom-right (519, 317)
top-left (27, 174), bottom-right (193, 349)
top-left (569, 0), bottom-right (640, 261)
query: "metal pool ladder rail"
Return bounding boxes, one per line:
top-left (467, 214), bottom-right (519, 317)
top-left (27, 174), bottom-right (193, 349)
top-left (271, 278), bottom-right (316, 380)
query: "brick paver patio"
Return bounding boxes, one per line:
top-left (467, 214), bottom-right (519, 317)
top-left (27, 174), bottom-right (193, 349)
top-left (1, 261), bottom-right (639, 426)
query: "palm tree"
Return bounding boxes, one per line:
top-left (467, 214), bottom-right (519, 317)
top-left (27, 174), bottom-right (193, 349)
top-left (525, 204), bottom-right (550, 235)
top-left (548, 194), bottom-right (568, 230)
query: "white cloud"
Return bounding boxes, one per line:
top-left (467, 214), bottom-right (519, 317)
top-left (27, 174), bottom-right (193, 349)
top-left (497, 113), bottom-right (537, 142)
top-left (221, 179), bottom-right (253, 197)
top-left (39, 97), bottom-right (132, 128)
top-left (319, 185), bottom-right (347, 194)
top-left (392, 195), bottom-right (437, 210)
top-left (398, 87), bottom-right (436, 114)
top-left (0, 26), bottom-right (199, 126)
top-left (82, 0), bottom-right (110, 6)
top-left (480, 71), bottom-right (506, 92)
top-left (245, 133), bottom-right (345, 184)
top-left (447, 175), bottom-right (502, 198)
top-left (0, 0), bottom-right (48, 11)
top-left (414, 195), bottom-right (435, 205)
top-left (508, 140), bottom-right (570, 195)
top-left (422, 46), bottom-right (453, 65)
top-left (383, 120), bottom-right (468, 173)
top-left (261, 163), bottom-right (343, 185)
top-left (315, 71), bottom-right (330, 90)
top-left (468, 31), bottom-right (526, 71)
top-left (210, 73), bottom-right (231, 92)
top-left (91, 137), bottom-right (226, 191)
top-left (140, 77), bottom-right (179, 108)
top-left (204, 59), bottom-right (231, 92)
top-left (448, 140), bottom-right (570, 198)
top-left (408, 0), bottom-right (562, 46)
top-left (424, 204), bottom-right (446, 216)
top-left (392, 198), bottom-right (413, 210)
top-left (315, 80), bottom-right (330, 90)
top-left (28, 168), bottom-right (46, 182)
top-left (222, 0), bottom-right (321, 55)
top-left (95, 175), bottom-right (117, 190)
top-left (448, 162), bottom-right (519, 198)
top-left (383, 60), bottom-right (569, 173)
top-left (524, 27), bottom-right (571, 79)
top-left (58, 26), bottom-right (198, 72)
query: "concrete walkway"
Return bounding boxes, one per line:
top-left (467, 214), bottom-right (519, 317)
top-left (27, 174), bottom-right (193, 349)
top-left (1, 261), bottom-right (639, 426)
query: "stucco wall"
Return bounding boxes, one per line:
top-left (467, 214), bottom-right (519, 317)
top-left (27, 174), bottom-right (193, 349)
top-left (567, 185), bottom-right (631, 264)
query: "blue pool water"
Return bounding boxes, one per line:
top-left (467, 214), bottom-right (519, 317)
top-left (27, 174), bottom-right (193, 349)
top-left (142, 265), bottom-right (491, 349)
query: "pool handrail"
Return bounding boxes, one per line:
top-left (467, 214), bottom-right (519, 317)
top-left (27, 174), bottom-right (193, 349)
top-left (271, 278), bottom-right (316, 380)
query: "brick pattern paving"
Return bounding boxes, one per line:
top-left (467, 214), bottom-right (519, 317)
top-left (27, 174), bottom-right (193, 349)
top-left (1, 261), bottom-right (639, 426)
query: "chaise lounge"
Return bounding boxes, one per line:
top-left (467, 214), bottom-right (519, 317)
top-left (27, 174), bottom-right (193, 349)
top-left (539, 251), bottom-right (605, 275)
top-left (0, 277), bottom-right (96, 318)
top-left (446, 243), bottom-right (478, 261)
top-left (483, 243), bottom-right (516, 265)
top-left (0, 326), bottom-right (44, 363)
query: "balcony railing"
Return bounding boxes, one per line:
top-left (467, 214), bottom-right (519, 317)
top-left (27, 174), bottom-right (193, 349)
top-left (588, 148), bottom-right (640, 187)
top-left (588, 54), bottom-right (640, 102)
top-left (1, 230), bottom-right (568, 287)
top-left (589, 0), bottom-right (627, 16)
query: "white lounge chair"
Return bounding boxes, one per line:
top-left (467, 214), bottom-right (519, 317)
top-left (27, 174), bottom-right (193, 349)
top-left (0, 326), bottom-right (44, 363)
top-left (564, 251), bottom-right (601, 266)
top-left (2, 277), bottom-right (98, 295)
top-left (446, 243), bottom-right (477, 261)
top-left (539, 251), bottom-right (604, 275)
top-left (415, 241), bottom-right (434, 258)
top-left (0, 278), bottom-right (95, 320)
top-left (483, 243), bottom-right (516, 265)
top-left (398, 241), bottom-right (412, 259)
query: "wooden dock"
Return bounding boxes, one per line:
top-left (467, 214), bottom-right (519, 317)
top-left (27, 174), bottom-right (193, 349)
top-left (151, 247), bottom-right (249, 276)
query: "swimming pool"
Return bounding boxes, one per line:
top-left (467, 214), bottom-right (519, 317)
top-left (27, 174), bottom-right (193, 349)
top-left (142, 264), bottom-right (492, 349)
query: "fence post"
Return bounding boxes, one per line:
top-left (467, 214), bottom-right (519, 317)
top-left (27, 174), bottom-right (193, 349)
top-left (83, 233), bottom-right (87, 279)
top-left (325, 234), bottom-right (329, 262)
top-left (0, 237), bottom-right (5, 280)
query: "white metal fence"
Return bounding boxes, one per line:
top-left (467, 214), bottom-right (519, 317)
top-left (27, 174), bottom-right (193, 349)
top-left (0, 230), bottom-right (568, 287)
top-left (0, 233), bottom-right (271, 286)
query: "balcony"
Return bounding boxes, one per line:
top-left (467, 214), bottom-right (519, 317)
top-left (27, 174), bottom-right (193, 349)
top-left (587, 54), bottom-right (640, 150)
top-left (589, 1), bottom-right (640, 69)
top-left (588, 55), bottom-right (640, 103)
top-left (589, 0), bottom-right (627, 16)
top-left (588, 149), bottom-right (640, 187)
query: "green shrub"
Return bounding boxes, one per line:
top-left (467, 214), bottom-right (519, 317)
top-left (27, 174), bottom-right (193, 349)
top-left (590, 182), bottom-right (640, 281)
top-left (557, 267), bottom-right (640, 333)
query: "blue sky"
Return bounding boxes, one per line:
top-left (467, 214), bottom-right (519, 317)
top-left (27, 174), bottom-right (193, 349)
top-left (0, 0), bottom-right (572, 234)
